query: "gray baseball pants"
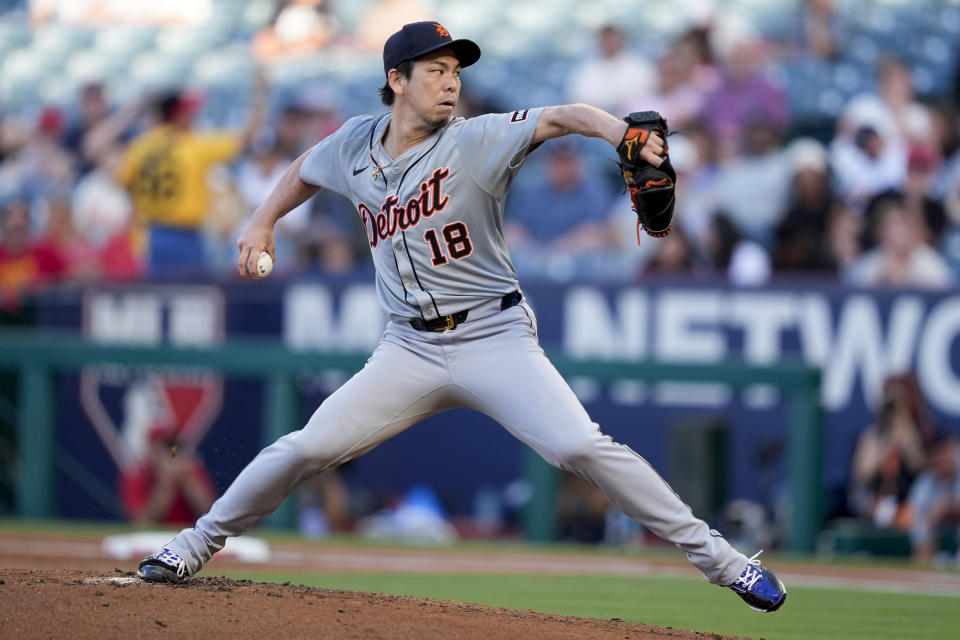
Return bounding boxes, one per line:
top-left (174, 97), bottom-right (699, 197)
top-left (166, 298), bottom-right (748, 585)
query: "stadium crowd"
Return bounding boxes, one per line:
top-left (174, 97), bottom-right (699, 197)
top-left (0, 0), bottom-right (959, 309)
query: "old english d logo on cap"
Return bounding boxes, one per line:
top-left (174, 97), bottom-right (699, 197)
top-left (383, 21), bottom-right (481, 75)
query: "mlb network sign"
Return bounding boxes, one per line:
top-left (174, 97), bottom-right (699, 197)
top-left (560, 288), bottom-right (960, 415)
top-left (283, 283), bottom-right (960, 417)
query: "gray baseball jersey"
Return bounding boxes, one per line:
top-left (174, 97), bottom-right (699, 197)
top-left (300, 109), bottom-right (541, 321)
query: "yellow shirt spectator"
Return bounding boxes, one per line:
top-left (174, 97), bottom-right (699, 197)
top-left (120, 127), bottom-right (242, 229)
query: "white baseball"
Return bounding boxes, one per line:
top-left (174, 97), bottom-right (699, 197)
top-left (256, 252), bottom-right (273, 278)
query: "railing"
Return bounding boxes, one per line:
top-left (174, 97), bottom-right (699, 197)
top-left (0, 331), bottom-right (822, 552)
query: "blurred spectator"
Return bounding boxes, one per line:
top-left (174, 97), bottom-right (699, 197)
top-left (202, 164), bottom-right (248, 274)
top-left (826, 204), bottom-right (864, 273)
top-left (295, 87), bottom-right (345, 142)
top-left (298, 469), bottom-right (350, 539)
top-left (706, 213), bottom-right (771, 286)
top-left (929, 100), bottom-right (960, 195)
top-left (3, 107), bottom-right (76, 210)
top-left (357, 484), bottom-right (458, 544)
top-left (567, 25), bottom-right (657, 115)
top-left (62, 82), bottom-right (111, 173)
top-left (640, 228), bottom-right (695, 279)
top-left (849, 374), bottom-right (933, 529)
top-left (79, 92), bottom-right (146, 176)
top-left (931, 103), bottom-right (960, 257)
top-left (235, 134), bottom-right (310, 266)
top-left (699, 27), bottom-right (788, 142)
top-left (868, 56), bottom-right (935, 147)
top-left (780, 0), bottom-right (847, 61)
top-left (505, 142), bottom-right (615, 279)
top-left (62, 82), bottom-right (141, 175)
top-left (296, 190), bottom-right (364, 274)
top-left (454, 87), bottom-right (501, 120)
top-left (275, 102), bottom-right (317, 158)
top-left (640, 31), bottom-right (719, 130)
top-left (97, 225), bottom-right (143, 282)
top-left (119, 81), bottom-right (266, 279)
top-left (773, 138), bottom-right (838, 271)
top-left (908, 431), bottom-right (960, 562)
top-left (955, 46), bottom-right (960, 110)
top-left (944, 200), bottom-right (960, 281)
top-left (800, 0), bottom-right (844, 60)
top-left (0, 109), bottom-right (25, 165)
top-left (253, 0), bottom-right (336, 64)
top-left (830, 113), bottom-right (906, 209)
top-left (833, 56), bottom-right (934, 208)
top-left (119, 425), bottom-right (216, 525)
top-left (670, 122), bottom-right (722, 249)
top-left (673, 25), bottom-right (718, 80)
top-left (0, 200), bottom-right (66, 310)
top-left (713, 116), bottom-right (791, 244)
top-left (72, 143), bottom-right (134, 249)
top-left (38, 197), bottom-right (99, 282)
top-left (846, 194), bottom-right (953, 289)
top-left (557, 473), bottom-right (609, 543)
top-left (72, 143), bottom-right (142, 282)
top-left (902, 148), bottom-right (947, 247)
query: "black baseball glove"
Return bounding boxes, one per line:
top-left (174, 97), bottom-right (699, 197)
top-left (615, 111), bottom-right (676, 239)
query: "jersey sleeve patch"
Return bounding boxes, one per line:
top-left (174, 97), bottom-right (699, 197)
top-left (509, 109), bottom-right (529, 123)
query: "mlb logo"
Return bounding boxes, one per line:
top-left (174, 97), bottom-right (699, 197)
top-left (80, 286), bottom-right (225, 471)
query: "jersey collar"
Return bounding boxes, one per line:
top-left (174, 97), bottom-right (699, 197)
top-left (373, 113), bottom-right (457, 168)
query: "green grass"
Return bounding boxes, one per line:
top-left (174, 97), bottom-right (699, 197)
top-left (219, 570), bottom-right (958, 640)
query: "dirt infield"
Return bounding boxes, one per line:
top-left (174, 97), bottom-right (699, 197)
top-left (0, 569), bottom-right (749, 640)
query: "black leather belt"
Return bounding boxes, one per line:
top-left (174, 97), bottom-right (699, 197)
top-left (409, 291), bottom-right (522, 332)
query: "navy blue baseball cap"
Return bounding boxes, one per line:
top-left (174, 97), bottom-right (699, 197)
top-left (383, 21), bottom-right (481, 76)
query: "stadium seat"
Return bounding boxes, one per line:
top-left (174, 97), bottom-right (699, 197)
top-left (66, 49), bottom-right (128, 85)
top-left (936, 4), bottom-right (960, 36)
top-left (191, 44), bottom-right (257, 90)
top-left (156, 26), bottom-right (229, 58)
top-left (129, 50), bottom-right (194, 92)
top-left (240, 0), bottom-right (277, 33)
top-left (0, 0), bottom-right (957, 124)
top-left (93, 26), bottom-right (157, 59)
top-left (0, 15), bottom-right (31, 54)
top-left (436, 0), bottom-right (499, 39)
top-left (31, 23), bottom-right (93, 57)
top-left (1, 48), bottom-right (52, 98)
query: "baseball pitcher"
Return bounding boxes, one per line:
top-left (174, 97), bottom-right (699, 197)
top-left (137, 21), bottom-right (786, 613)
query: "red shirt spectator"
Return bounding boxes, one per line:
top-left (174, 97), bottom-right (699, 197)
top-left (119, 426), bottom-right (216, 525)
top-left (0, 201), bottom-right (67, 309)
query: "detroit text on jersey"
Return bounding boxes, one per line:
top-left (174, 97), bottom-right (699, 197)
top-left (357, 167), bottom-right (451, 248)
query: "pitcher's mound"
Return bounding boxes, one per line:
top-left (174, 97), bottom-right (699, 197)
top-left (0, 569), bottom-right (751, 639)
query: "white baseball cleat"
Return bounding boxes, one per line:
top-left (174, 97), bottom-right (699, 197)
top-left (137, 549), bottom-right (191, 584)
